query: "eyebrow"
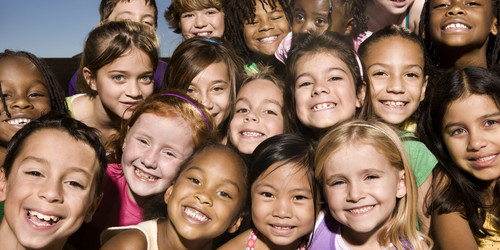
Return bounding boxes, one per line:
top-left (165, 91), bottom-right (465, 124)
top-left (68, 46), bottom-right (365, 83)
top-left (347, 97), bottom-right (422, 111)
top-left (21, 156), bottom-right (92, 178)
top-left (367, 63), bottom-right (423, 71)
top-left (116, 11), bottom-right (154, 18)
top-left (443, 112), bottom-right (500, 130)
top-left (235, 97), bottom-right (282, 107)
top-left (295, 67), bottom-right (348, 82)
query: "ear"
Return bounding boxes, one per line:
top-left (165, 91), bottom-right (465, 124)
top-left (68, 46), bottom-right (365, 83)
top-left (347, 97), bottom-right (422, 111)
top-left (227, 213), bottom-right (244, 233)
top-left (164, 184), bottom-right (174, 205)
top-left (82, 67), bottom-right (97, 91)
top-left (84, 193), bottom-right (103, 223)
top-left (343, 17), bottom-right (354, 36)
top-left (420, 75), bottom-right (429, 102)
top-left (396, 170), bottom-right (407, 199)
top-left (491, 17), bottom-right (498, 36)
top-left (0, 168), bottom-right (7, 202)
top-left (357, 81), bottom-right (367, 108)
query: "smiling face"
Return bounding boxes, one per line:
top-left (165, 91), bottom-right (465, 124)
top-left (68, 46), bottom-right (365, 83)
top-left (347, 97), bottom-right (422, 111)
top-left (371, 0), bottom-right (416, 16)
top-left (187, 62), bottom-right (231, 127)
top-left (294, 52), bottom-right (360, 130)
top-left (121, 113), bottom-right (195, 204)
top-left (85, 48), bottom-right (155, 120)
top-left (441, 94), bottom-right (500, 184)
top-left (164, 146), bottom-right (246, 241)
top-left (0, 129), bottom-right (101, 250)
top-left (429, 0), bottom-right (498, 49)
top-left (322, 142), bottom-right (406, 244)
top-left (292, 0), bottom-right (330, 35)
top-left (107, 0), bottom-right (156, 28)
top-left (243, 0), bottom-right (290, 58)
top-left (0, 56), bottom-right (51, 146)
top-left (180, 8), bottom-right (225, 39)
top-left (362, 37), bottom-right (428, 125)
top-left (229, 79), bottom-right (284, 154)
top-left (251, 162), bottom-right (315, 248)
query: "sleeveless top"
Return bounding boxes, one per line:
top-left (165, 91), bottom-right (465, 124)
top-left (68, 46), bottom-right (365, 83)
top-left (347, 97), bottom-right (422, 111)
top-left (476, 213), bottom-right (500, 250)
top-left (100, 219), bottom-right (159, 250)
top-left (246, 229), bottom-right (306, 250)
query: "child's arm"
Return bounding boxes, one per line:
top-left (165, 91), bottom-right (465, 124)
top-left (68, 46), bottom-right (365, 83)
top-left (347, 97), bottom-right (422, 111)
top-left (408, 0), bottom-right (425, 33)
top-left (100, 229), bottom-right (148, 250)
top-left (418, 172), bottom-right (432, 235)
top-left (431, 212), bottom-right (479, 250)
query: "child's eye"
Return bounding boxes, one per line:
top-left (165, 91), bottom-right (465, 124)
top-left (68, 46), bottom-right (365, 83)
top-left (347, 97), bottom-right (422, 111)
top-left (260, 192), bottom-right (273, 198)
top-left (263, 109), bottom-right (277, 115)
top-left (245, 19), bottom-right (258, 25)
top-left (206, 9), bottom-right (219, 15)
top-left (293, 195), bottom-right (308, 200)
top-left (140, 75), bottom-right (153, 84)
top-left (329, 179), bottom-right (345, 186)
top-left (112, 75), bottom-right (125, 82)
top-left (66, 181), bottom-right (85, 189)
top-left (328, 76), bottom-right (342, 81)
top-left (484, 119), bottom-right (498, 127)
top-left (294, 13), bottom-right (305, 22)
top-left (315, 18), bottom-right (328, 26)
top-left (181, 13), bottom-right (194, 18)
top-left (236, 108), bottom-right (249, 113)
top-left (297, 81), bottom-right (312, 88)
top-left (433, 3), bottom-right (449, 8)
top-left (143, 21), bottom-right (153, 27)
top-left (162, 150), bottom-right (176, 158)
top-left (466, 1), bottom-right (481, 6)
top-left (25, 171), bottom-right (43, 177)
top-left (372, 71), bottom-right (388, 77)
top-left (217, 191), bottom-right (232, 199)
top-left (28, 92), bottom-right (46, 98)
top-left (271, 15), bottom-right (283, 21)
top-left (365, 174), bottom-right (379, 181)
top-left (188, 177), bottom-right (201, 185)
top-left (212, 86), bottom-right (225, 92)
top-left (450, 128), bottom-right (467, 136)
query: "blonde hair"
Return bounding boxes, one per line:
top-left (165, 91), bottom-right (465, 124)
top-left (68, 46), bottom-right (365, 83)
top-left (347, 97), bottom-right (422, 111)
top-left (315, 120), bottom-right (431, 250)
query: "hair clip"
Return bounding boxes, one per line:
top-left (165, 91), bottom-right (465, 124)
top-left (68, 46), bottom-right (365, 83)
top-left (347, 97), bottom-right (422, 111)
top-left (161, 93), bottom-right (210, 131)
top-left (204, 38), bottom-right (218, 44)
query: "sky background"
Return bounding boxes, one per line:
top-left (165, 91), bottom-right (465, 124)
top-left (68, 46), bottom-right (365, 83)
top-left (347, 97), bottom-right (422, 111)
top-left (0, 0), bottom-right (183, 58)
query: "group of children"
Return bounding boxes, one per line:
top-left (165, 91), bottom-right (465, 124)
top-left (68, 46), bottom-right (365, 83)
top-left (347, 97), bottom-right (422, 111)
top-left (0, 0), bottom-right (499, 249)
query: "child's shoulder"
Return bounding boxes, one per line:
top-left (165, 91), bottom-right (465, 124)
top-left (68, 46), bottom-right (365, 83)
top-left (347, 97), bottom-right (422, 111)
top-left (100, 219), bottom-right (159, 250)
top-left (217, 228), bottom-right (253, 250)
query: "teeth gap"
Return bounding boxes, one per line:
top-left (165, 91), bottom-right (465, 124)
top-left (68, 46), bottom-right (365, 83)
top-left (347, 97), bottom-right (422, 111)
top-left (135, 168), bottom-right (158, 181)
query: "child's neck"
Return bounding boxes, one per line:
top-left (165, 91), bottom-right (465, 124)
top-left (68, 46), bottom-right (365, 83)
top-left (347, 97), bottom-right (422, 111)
top-left (257, 230), bottom-right (304, 250)
top-left (365, 1), bottom-right (407, 33)
top-left (158, 219), bottom-right (213, 250)
top-left (89, 95), bottom-right (122, 144)
top-left (341, 225), bottom-right (387, 250)
top-left (438, 42), bottom-right (489, 69)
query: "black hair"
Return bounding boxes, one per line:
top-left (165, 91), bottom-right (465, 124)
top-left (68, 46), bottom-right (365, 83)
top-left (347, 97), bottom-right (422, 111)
top-left (0, 50), bottom-right (68, 118)
top-left (417, 66), bottom-right (500, 238)
top-left (3, 114), bottom-right (107, 195)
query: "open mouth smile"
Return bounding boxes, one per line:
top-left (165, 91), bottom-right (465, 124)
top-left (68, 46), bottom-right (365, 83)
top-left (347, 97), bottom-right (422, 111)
top-left (27, 210), bottom-right (61, 226)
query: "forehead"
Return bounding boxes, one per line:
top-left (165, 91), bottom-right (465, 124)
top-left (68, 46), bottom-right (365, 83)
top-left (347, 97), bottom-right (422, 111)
top-left (111, 0), bottom-right (156, 15)
top-left (294, 0), bottom-right (330, 11)
top-left (253, 161), bottom-right (311, 189)
top-left (239, 79), bottom-right (281, 97)
top-left (0, 56), bottom-right (47, 89)
top-left (364, 37), bottom-right (425, 65)
top-left (185, 147), bottom-right (245, 179)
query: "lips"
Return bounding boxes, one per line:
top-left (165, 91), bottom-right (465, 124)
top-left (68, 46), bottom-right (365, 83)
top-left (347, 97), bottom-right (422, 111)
top-left (240, 130), bottom-right (264, 137)
top-left (194, 31), bottom-right (213, 37)
top-left (27, 210), bottom-right (61, 227)
top-left (134, 167), bottom-right (159, 182)
top-left (6, 117), bottom-right (32, 125)
top-left (443, 22), bottom-right (471, 30)
top-left (311, 102), bottom-right (336, 111)
top-left (183, 206), bottom-right (211, 223)
top-left (468, 153), bottom-right (498, 168)
top-left (257, 35), bottom-right (279, 44)
top-left (347, 205), bottom-right (375, 215)
top-left (381, 100), bottom-right (407, 107)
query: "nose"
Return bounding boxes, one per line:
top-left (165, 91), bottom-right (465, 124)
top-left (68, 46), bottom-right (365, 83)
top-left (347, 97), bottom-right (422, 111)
top-left (195, 191), bottom-right (213, 206)
top-left (446, 2), bottom-right (466, 16)
top-left (386, 76), bottom-right (405, 94)
top-left (272, 197), bottom-right (292, 218)
top-left (312, 81), bottom-right (330, 96)
top-left (125, 81), bottom-right (142, 99)
top-left (299, 22), bottom-right (316, 35)
top-left (346, 182), bottom-right (365, 202)
top-left (10, 94), bottom-right (33, 110)
top-left (258, 18), bottom-right (274, 32)
top-left (244, 111), bottom-right (259, 123)
top-left (141, 148), bottom-right (158, 169)
top-left (194, 14), bottom-right (207, 28)
top-left (38, 178), bottom-right (63, 203)
top-left (467, 131), bottom-right (488, 151)
top-left (199, 93), bottom-right (214, 110)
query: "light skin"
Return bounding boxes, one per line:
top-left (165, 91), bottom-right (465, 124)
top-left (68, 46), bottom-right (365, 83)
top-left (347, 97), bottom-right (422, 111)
top-left (121, 113), bottom-right (195, 206)
top-left (180, 8), bottom-right (225, 39)
top-left (0, 129), bottom-right (102, 250)
top-left (74, 48), bottom-right (154, 143)
top-left (292, 0), bottom-right (331, 36)
top-left (107, 0), bottom-right (156, 29)
top-left (187, 62), bottom-right (231, 127)
top-left (323, 142), bottom-right (406, 249)
top-left (229, 79), bottom-right (284, 155)
top-left (365, 0), bottom-right (417, 32)
top-left (429, 0), bottom-right (498, 68)
top-left (244, 0), bottom-right (290, 60)
top-left (360, 37), bottom-right (428, 126)
top-left (0, 56), bottom-right (51, 160)
top-left (294, 51), bottom-right (360, 131)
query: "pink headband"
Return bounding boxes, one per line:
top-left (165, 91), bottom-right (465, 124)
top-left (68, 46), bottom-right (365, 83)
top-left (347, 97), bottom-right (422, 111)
top-left (161, 93), bottom-right (210, 131)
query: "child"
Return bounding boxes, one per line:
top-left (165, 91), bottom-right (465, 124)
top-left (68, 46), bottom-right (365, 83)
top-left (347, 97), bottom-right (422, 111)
top-left (284, 31), bottom-right (363, 139)
top-left (68, 0), bottom-right (166, 95)
top-left (228, 65), bottom-right (293, 156)
top-left (101, 143), bottom-right (248, 250)
top-left (223, 0), bottom-right (292, 70)
top-left (68, 20), bottom-right (159, 148)
top-left (0, 50), bottom-right (68, 167)
top-left (366, 0), bottom-right (425, 33)
top-left (312, 119), bottom-right (431, 249)
top-left (219, 133), bottom-right (318, 250)
top-left (0, 114), bottom-right (107, 250)
top-left (69, 90), bottom-right (214, 249)
top-left (165, 0), bottom-right (225, 39)
top-left (357, 24), bottom-right (437, 233)
top-left (162, 36), bottom-right (244, 140)
top-left (417, 66), bottom-right (500, 249)
top-left (419, 0), bottom-right (500, 69)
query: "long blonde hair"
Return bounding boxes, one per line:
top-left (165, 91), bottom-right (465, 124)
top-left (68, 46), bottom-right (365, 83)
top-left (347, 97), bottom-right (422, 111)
top-left (315, 120), bottom-right (431, 250)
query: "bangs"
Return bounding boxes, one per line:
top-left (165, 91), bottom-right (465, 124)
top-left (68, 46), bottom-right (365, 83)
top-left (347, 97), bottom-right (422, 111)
top-left (177, 0), bottom-right (222, 12)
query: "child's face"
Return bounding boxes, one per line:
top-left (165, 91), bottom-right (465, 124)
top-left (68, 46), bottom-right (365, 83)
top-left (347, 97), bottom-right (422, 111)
top-left (0, 56), bottom-right (51, 145)
top-left (187, 62), bottom-right (231, 127)
top-left (362, 37), bottom-right (427, 125)
top-left (180, 8), bottom-right (225, 39)
top-left (243, 0), bottom-right (291, 57)
top-left (251, 162), bottom-right (315, 247)
top-left (429, 0), bottom-right (498, 49)
top-left (292, 0), bottom-right (330, 36)
top-left (322, 142), bottom-right (406, 240)
top-left (441, 94), bottom-right (500, 184)
top-left (294, 52), bottom-right (360, 130)
top-left (164, 147), bottom-right (246, 240)
top-left (229, 79), bottom-right (284, 155)
top-left (372, 0), bottom-right (415, 16)
top-left (122, 113), bottom-right (195, 202)
top-left (108, 0), bottom-right (156, 29)
top-left (84, 48), bottom-right (154, 120)
top-left (0, 129), bottom-right (102, 249)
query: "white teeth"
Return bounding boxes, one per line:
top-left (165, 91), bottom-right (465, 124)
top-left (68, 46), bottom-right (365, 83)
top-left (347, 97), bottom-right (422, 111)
top-left (476, 155), bottom-right (495, 162)
top-left (259, 35), bottom-right (278, 43)
top-left (312, 103), bottom-right (335, 111)
top-left (349, 206), bottom-right (373, 214)
top-left (7, 118), bottom-right (31, 125)
top-left (134, 168), bottom-right (158, 182)
top-left (445, 23), bottom-right (469, 30)
top-left (241, 131), bottom-right (263, 137)
top-left (196, 32), bottom-right (211, 36)
top-left (383, 101), bottom-right (406, 107)
top-left (272, 225), bottom-right (292, 230)
top-left (184, 207), bottom-right (209, 222)
top-left (28, 210), bottom-right (61, 225)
